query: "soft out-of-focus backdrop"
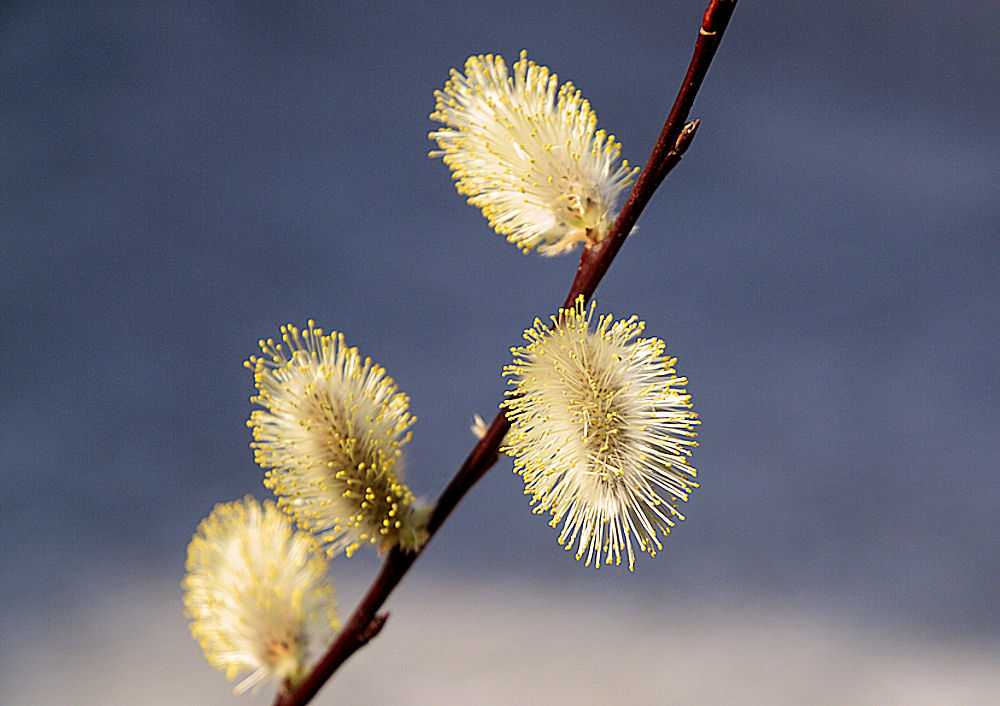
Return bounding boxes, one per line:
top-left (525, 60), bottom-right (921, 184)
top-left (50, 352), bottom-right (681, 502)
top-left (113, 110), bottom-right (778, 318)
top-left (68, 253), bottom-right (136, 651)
top-left (2, 1), bottom-right (998, 704)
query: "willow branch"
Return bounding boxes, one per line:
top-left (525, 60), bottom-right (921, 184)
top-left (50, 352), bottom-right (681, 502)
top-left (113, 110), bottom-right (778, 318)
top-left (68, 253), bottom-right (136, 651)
top-left (275, 3), bottom-right (737, 704)
top-left (564, 0), bottom-right (738, 308)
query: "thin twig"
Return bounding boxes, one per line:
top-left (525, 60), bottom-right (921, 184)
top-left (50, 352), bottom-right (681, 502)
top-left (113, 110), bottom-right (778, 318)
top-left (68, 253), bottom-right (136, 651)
top-left (564, 0), bottom-right (738, 308)
top-left (275, 3), bottom-right (737, 704)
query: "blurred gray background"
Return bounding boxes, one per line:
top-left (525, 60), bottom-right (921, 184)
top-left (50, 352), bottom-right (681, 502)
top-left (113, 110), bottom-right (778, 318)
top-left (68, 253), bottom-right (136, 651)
top-left (3, 1), bottom-right (998, 703)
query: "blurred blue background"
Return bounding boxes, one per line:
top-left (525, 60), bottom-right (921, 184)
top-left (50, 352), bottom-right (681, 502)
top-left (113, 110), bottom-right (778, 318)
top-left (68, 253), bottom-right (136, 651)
top-left (2, 1), bottom-right (998, 703)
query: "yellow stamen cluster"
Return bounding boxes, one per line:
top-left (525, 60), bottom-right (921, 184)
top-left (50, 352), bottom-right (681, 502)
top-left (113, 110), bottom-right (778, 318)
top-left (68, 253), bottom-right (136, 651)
top-left (183, 497), bottom-right (339, 694)
top-left (430, 51), bottom-right (637, 256)
top-left (246, 321), bottom-right (417, 557)
top-left (502, 297), bottom-right (699, 570)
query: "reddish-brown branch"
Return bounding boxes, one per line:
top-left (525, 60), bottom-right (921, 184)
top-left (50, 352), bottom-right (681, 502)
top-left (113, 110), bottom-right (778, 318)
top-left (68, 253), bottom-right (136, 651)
top-left (564, 0), bottom-right (738, 309)
top-left (275, 3), bottom-right (737, 704)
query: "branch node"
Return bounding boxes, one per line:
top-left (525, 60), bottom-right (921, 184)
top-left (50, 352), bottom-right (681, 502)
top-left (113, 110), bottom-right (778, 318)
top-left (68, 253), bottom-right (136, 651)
top-left (674, 119), bottom-right (700, 155)
top-left (360, 613), bottom-right (389, 644)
